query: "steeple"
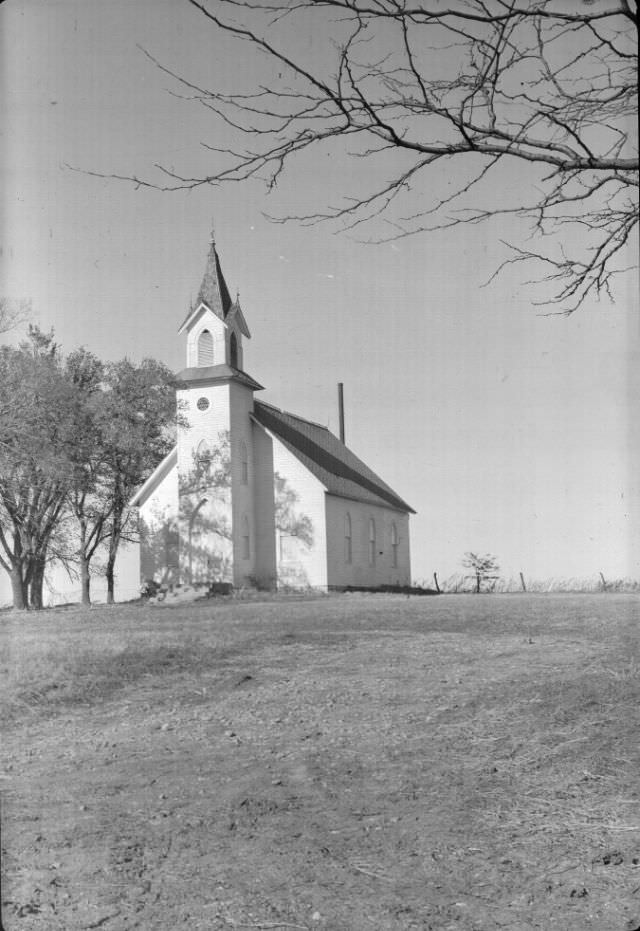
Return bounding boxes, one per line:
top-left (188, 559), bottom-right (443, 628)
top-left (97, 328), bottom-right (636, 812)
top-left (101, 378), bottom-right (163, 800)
top-left (178, 229), bottom-right (253, 372)
top-left (197, 231), bottom-right (233, 320)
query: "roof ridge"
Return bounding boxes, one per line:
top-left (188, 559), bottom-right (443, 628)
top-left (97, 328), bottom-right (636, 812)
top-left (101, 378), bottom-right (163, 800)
top-left (254, 400), bottom-right (281, 413)
top-left (255, 399), bottom-right (331, 433)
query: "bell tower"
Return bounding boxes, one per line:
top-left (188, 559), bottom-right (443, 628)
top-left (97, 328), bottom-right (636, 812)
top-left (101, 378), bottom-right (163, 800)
top-left (179, 228), bottom-right (251, 371)
top-left (175, 232), bottom-right (262, 587)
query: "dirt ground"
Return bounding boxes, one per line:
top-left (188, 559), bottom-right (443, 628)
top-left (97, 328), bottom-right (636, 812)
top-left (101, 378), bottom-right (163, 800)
top-left (2, 593), bottom-right (639, 930)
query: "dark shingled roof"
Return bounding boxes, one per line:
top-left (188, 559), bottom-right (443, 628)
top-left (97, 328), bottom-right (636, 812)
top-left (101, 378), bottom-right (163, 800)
top-left (197, 242), bottom-right (233, 319)
top-left (253, 401), bottom-right (415, 514)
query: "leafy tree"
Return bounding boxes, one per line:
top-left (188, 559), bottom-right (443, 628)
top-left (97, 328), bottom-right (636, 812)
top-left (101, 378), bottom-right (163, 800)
top-left (99, 1), bottom-right (637, 312)
top-left (0, 298), bottom-right (31, 336)
top-left (63, 348), bottom-right (112, 606)
top-left (462, 551), bottom-right (500, 593)
top-left (0, 333), bottom-right (179, 608)
top-left (100, 358), bottom-right (178, 603)
top-left (62, 354), bottom-right (179, 605)
top-left (0, 328), bottom-right (74, 608)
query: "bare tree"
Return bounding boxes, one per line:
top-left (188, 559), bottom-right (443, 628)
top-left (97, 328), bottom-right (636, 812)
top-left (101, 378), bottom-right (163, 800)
top-left (83, 0), bottom-right (638, 312)
top-left (462, 551), bottom-right (500, 593)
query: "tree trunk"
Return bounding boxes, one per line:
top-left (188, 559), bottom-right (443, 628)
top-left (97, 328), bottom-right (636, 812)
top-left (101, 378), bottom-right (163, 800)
top-left (79, 554), bottom-right (91, 606)
top-left (7, 532), bottom-right (28, 609)
top-left (105, 504), bottom-right (126, 605)
top-left (10, 565), bottom-right (27, 610)
top-left (105, 533), bottom-right (119, 605)
top-left (75, 519), bottom-right (91, 606)
top-left (29, 557), bottom-right (45, 610)
top-left (476, 571), bottom-right (481, 594)
top-left (106, 567), bottom-right (115, 604)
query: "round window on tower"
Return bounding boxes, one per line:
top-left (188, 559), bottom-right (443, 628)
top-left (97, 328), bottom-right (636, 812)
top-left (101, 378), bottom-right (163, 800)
top-left (197, 397), bottom-right (210, 412)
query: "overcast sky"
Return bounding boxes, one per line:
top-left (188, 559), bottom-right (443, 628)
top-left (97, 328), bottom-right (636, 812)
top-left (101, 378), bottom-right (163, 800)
top-left (2, 0), bottom-right (638, 584)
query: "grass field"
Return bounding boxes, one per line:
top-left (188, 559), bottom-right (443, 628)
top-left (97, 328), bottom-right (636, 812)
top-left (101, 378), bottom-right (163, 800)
top-left (1, 593), bottom-right (639, 930)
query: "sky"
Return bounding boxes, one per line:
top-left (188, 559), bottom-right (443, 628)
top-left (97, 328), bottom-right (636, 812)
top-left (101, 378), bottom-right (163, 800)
top-left (1, 0), bottom-right (638, 585)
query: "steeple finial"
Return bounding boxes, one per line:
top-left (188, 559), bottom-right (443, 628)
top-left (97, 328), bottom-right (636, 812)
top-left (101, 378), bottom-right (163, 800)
top-left (209, 220), bottom-right (216, 247)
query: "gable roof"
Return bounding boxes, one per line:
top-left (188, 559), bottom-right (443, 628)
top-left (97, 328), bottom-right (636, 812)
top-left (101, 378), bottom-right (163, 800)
top-left (253, 401), bottom-right (415, 514)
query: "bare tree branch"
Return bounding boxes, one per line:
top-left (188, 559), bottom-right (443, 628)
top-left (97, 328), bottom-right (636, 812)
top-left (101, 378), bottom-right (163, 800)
top-left (72, 0), bottom-right (638, 312)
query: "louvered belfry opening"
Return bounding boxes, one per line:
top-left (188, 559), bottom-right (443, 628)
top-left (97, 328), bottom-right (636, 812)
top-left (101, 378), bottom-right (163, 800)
top-left (197, 329), bottom-right (214, 366)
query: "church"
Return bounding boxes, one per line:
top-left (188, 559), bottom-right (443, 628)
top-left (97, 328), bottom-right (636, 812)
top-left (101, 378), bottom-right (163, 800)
top-left (131, 233), bottom-right (414, 591)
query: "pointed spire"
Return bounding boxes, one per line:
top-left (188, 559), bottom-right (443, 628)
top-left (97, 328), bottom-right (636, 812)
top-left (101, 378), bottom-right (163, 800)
top-left (197, 236), bottom-right (233, 319)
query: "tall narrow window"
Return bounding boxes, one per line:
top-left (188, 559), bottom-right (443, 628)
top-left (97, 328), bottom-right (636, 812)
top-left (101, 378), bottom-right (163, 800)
top-left (240, 440), bottom-right (248, 484)
top-left (391, 522), bottom-right (398, 568)
top-left (344, 513), bottom-right (352, 564)
top-left (197, 329), bottom-right (214, 366)
top-left (242, 515), bottom-right (250, 560)
top-left (368, 518), bottom-right (376, 567)
top-left (196, 440), bottom-right (212, 477)
top-left (230, 331), bottom-right (239, 368)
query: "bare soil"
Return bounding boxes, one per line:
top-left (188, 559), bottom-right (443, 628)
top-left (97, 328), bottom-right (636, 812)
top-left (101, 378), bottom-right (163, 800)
top-left (1, 593), bottom-right (639, 930)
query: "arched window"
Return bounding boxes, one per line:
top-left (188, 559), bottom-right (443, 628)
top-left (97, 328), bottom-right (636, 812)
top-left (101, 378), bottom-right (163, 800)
top-left (391, 522), bottom-right (398, 568)
top-left (196, 440), bottom-right (212, 476)
top-left (241, 515), bottom-right (250, 560)
top-left (230, 331), bottom-right (239, 368)
top-left (368, 518), bottom-right (376, 567)
top-left (197, 329), bottom-right (214, 366)
top-left (344, 513), bottom-right (352, 564)
top-left (240, 440), bottom-right (248, 484)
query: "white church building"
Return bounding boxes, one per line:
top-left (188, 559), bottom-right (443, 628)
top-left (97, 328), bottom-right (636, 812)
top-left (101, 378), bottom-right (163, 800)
top-left (131, 235), bottom-right (414, 592)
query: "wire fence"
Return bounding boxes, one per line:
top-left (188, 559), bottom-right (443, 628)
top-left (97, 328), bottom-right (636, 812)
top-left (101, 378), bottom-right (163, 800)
top-left (419, 573), bottom-right (640, 594)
